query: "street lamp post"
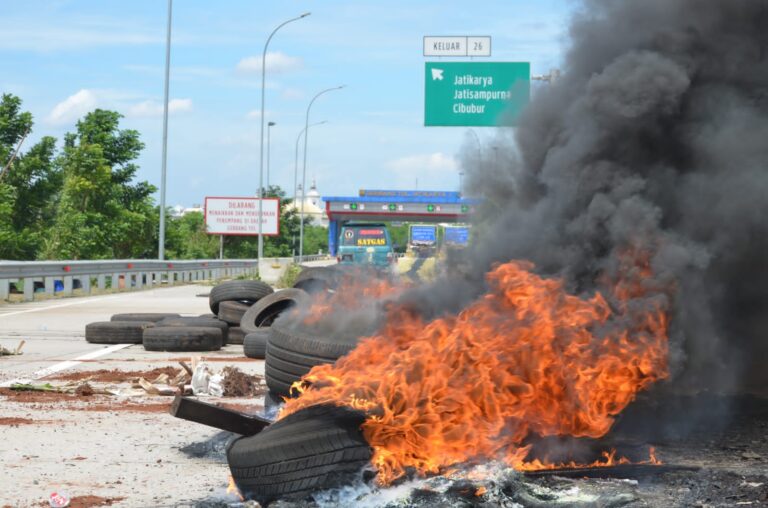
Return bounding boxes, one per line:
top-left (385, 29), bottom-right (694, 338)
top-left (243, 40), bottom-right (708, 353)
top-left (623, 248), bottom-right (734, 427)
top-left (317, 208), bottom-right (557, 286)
top-left (158, 0), bottom-right (173, 261)
top-left (266, 121), bottom-right (276, 189)
top-left (299, 86), bottom-right (344, 262)
top-left (257, 12), bottom-right (310, 266)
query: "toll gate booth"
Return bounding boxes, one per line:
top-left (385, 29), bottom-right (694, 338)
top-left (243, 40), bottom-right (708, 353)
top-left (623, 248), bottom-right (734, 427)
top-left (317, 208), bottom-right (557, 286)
top-left (323, 190), bottom-right (480, 256)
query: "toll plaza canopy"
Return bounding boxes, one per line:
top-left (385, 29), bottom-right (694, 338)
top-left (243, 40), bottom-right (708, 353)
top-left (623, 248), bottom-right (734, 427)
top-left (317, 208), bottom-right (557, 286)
top-left (322, 189), bottom-right (480, 255)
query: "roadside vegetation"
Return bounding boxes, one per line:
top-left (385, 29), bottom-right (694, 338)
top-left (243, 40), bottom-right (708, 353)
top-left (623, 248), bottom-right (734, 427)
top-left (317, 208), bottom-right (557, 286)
top-left (0, 93), bottom-right (327, 261)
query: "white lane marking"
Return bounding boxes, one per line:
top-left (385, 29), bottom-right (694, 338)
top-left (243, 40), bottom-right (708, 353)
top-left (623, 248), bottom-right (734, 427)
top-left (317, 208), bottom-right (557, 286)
top-left (0, 343), bottom-right (133, 387)
top-left (0, 294), bottom-right (123, 318)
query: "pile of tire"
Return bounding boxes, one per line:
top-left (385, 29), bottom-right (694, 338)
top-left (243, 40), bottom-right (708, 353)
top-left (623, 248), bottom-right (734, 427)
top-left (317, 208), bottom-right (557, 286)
top-left (261, 265), bottom-right (383, 399)
top-left (228, 265), bottom-right (390, 503)
top-left (83, 280), bottom-right (276, 352)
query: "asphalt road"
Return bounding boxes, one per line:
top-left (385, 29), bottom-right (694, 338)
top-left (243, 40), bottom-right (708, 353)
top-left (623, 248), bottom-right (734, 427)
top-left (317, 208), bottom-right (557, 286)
top-left (0, 283), bottom-right (266, 507)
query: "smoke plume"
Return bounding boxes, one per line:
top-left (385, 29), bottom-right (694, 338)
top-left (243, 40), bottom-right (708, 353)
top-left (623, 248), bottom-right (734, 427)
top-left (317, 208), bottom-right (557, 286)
top-left (449, 0), bottom-right (768, 393)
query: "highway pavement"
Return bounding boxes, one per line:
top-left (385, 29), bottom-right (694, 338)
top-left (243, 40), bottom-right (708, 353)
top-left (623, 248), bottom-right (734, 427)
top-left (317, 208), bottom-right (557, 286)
top-left (0, 283), bottom-right (266, 507)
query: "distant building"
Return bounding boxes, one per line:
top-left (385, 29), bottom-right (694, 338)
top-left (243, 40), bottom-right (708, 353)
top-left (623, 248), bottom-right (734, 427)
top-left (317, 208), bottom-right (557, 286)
top-left (170, 204), bottom-right (203, 218)
top-left (286, 179), bottom-right (328, 227)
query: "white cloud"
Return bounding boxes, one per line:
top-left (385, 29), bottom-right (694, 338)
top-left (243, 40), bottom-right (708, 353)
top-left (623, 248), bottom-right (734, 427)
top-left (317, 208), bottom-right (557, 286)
top-left (245, 109), bottom-right (272, 120)
top-left (128, 98), bottom-right (193, 117)
top-left (281, 88), bottom-right (305, 100)
top-left (236, 51), bottom-right (303, 74)
top-left (46, 89), bottom-right (99, 125)
top-left (386, 152), bottom-right (458, 175)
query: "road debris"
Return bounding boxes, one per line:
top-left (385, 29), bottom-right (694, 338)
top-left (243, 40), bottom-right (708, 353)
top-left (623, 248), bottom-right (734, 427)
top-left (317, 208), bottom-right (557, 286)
top-left (221, 366), bottom-right (265, 397)
top-left (0, 340), bottom-right (25, 356)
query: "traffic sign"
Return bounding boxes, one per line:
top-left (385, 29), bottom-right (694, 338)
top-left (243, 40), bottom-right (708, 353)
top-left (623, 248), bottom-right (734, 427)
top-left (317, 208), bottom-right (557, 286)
top-left (444, 226), bottom-right (470, 246)
top-left (424, 62), bottom-right (530, 126)
top-left (204, 197), bottom-right (280, 236)
top-left (410, 225), bottom-right (437, 245)
top-left (423, 36), bottom-right (491, 57)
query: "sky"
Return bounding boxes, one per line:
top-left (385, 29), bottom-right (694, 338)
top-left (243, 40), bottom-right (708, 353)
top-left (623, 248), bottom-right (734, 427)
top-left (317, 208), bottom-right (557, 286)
top-left (1, 0), bottom-right (574, 207)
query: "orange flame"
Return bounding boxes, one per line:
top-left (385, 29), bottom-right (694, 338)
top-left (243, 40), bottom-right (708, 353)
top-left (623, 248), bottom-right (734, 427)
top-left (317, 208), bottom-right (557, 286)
top-left (226, 474), bottom-right (244, 501)
top-left (282, 252), bottom-right (669, 484)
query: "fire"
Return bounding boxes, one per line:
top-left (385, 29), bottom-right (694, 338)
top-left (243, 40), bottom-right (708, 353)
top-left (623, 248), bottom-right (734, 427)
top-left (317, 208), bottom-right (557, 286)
top-left (282, 252), bottom-right (669, 485)
top-left (226, 474), bottom-right (243, 501)
top-left (516, 446), bottom-right (661, 471)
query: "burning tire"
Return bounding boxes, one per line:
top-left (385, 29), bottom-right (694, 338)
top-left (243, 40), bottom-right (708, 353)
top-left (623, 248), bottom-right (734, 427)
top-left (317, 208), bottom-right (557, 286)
top-left (218, 301), bottom-right (250, 326)
top-left (110, 313), bottom-right (180, 323)
top-left (155, 317), bottom-right (229, 345)
top-left (85, 321), bottom-right (154, 344)
top-left (227, 404), bottom-right (371, 504)
top-left (240, 288), bottom-right (309, 333)
top-left (265, 324), bottom-right (360, 397)
top-left (292, 266), bottom-right (339, 294)
top-left (143, 326), bottom-right (222, 351)
top-left (228, 326), bottom-right (246, 345)
top-left (244, 329), bottom-right (269, 359)
top-left (209, 280), bottom-right (273, 314)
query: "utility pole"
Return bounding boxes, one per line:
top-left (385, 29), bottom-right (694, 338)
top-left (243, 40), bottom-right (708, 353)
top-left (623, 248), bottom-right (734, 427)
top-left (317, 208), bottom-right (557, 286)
top-left (158, 0), bottom-right (173, 260)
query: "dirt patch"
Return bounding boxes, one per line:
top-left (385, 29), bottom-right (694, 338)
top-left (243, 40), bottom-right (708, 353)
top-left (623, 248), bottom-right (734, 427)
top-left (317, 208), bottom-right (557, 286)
top-left (221, 366), bottom-right (265, 397)
top-left (0, 387), bottom-right (84, 402)
top-left (0, 417), bottom-right (39, 426)
top-left (46, 366), bottom-right (181, 383)
top-left (75, 383), bottom-right (94, 396)
top-left (68, 495), bottom-right (125, 508)
top-left (0, 389), bottom-right (171, 413)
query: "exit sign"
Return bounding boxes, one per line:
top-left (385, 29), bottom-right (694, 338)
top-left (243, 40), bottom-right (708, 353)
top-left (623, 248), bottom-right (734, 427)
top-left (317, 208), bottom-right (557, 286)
top-left (424, 62), bottom-right (530, 127)
top-left (423, 36), bottom-right (491, 57)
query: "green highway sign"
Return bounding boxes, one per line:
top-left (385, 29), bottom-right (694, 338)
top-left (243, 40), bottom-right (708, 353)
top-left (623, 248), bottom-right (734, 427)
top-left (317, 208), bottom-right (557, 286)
top-left (424, 62), bottom-right (530, 127)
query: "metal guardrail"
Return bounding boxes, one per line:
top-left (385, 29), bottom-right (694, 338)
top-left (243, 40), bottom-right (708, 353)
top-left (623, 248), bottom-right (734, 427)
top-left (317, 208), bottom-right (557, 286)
top-left (0, 255), bottom-right (333, 302)
top-left (0, 259), bottom-right (259, 302)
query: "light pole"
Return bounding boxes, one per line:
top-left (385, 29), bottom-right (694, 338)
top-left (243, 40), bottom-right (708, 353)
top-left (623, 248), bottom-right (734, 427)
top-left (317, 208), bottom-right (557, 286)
top-left (266, 121), bottom-right (276, 189)
top-left (257, 12), bottom-right (310, 266)
top-left (459, 171), bottom-right (464, 194)
top-left (294, 120), bottom-right (327, 202)
top-left (158, 0), bottom-right (173, 260)
top-left (299, 86), bottom-right (344, 262)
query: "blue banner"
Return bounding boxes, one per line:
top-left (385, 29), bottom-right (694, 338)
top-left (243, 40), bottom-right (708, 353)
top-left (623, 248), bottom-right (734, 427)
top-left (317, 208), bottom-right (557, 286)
top-left (411, 225), bottom-right (437, 244)
top-left (444, 227), bottom-right (469, 245)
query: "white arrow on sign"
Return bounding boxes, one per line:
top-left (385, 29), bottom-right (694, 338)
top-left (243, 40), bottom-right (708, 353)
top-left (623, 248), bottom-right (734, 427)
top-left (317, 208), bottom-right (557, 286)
top-left (431, 68), bottom-right (444, 81)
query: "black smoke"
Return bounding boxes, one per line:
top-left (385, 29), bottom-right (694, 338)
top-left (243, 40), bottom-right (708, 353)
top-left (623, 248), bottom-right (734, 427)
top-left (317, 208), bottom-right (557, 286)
top-left (444, 0), bottom-right (768, 393)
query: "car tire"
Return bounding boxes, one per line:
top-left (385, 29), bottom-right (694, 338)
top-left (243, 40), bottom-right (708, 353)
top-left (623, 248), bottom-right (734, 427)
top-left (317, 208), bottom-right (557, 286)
top-left (227, 404), bottom-right (371, 505)
top-left (240, 289), bottom-right (309, 333)
top-left (85, 321), bottom-right (154, 344)
top-left (143, 326), bottom-right (222, 351)
top-left (110, 313), bottom-right (180, 323)
top-left (292, 266), bottom-right (340, 294)
top-left (265, 324), bottom-right (360, 397)
top-left (155, 317), bottom-right (229, 345)
top-left (209, 281), bottom-right (273, 314)
top-left (218, 301), bottom-right (251, 326)
top-left (244, 329), bottom-right (269, 359)
top-left (228, 326), bottom-right (246, 345)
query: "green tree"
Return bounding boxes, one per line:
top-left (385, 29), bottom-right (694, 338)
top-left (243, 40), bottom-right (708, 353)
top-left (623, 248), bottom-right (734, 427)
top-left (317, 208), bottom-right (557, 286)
top-left (165, 211), bottom-right (219, 259)
top-left (43, 110), bottom-right (156, 259)
top-left (0, 94), bottom-right (60, 259)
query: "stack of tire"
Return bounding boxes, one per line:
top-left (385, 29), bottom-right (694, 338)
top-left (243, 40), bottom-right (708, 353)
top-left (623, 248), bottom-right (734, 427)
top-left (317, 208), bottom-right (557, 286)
top-left (84, 280), bottom-right (275, 352)
top-left (228, 266), bottom-right (395, 503)
top-left (261, 266), bottom-right (367, 399)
